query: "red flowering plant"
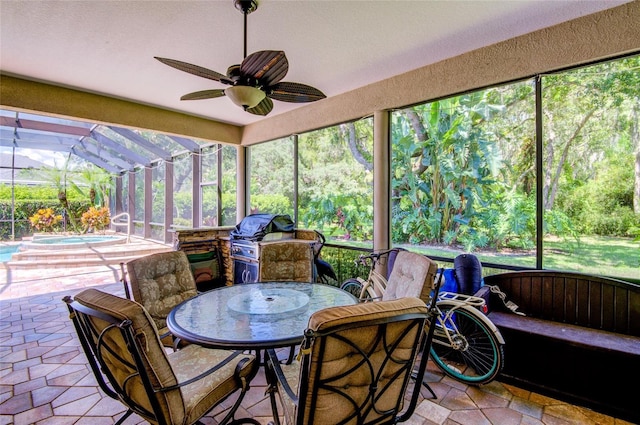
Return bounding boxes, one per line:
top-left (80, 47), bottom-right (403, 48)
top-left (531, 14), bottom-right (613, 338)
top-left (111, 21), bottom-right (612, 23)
top-left (28, 208), bottom-right (63, 232)
top-left (81, 206), bottom-right (111, 232)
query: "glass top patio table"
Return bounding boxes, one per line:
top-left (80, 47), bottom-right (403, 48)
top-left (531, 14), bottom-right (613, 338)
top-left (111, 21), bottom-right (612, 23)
top-left (166, 281), bottom-right (358, 349)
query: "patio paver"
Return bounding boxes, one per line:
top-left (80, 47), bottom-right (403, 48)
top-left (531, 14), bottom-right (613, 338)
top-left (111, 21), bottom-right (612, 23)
top-left (0, 264), bottom-right (633, 425)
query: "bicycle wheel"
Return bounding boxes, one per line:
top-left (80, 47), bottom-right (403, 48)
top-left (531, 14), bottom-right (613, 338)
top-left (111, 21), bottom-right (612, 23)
top-left (429, 302), bottom-right (503, 385)
top-left (340, 278), bottom-right (363, 298)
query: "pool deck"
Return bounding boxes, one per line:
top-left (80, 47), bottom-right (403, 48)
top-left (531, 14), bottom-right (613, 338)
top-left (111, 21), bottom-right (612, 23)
top-left (0, 236), bottom-right (172, 273)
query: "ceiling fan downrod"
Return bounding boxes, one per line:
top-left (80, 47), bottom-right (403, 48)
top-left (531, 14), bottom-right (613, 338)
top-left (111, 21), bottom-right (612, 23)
top-left (234, 0), bottom-right (258, 59)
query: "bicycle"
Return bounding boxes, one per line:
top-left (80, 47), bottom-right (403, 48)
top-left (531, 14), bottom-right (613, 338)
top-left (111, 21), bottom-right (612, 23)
top-left (340, 249), bottom-right (505, 385)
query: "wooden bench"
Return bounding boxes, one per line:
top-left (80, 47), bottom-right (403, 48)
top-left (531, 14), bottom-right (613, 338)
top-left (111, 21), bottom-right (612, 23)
top-left (482, 270), bottom-right (640, 423)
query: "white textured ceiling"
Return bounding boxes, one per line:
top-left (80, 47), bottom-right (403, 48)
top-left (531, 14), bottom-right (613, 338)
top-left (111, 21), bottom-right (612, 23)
top-left (0, 0), bottom-right (629, 127)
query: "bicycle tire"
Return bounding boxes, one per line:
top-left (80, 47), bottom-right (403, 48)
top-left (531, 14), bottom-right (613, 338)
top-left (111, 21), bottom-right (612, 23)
top-left (429, 302), bottom-right (503, 385)
top-left (340, 278), bottom-right (363, 298)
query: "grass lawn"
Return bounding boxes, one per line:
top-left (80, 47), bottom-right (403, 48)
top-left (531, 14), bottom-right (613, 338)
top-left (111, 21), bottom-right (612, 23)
top-left (541, 235), bottom-right (639, 279)
top-left (382, 235), bottom-right (638, 281)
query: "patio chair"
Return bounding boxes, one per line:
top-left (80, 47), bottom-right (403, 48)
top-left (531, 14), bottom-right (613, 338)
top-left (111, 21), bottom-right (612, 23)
top-left (258, 239), bottom-right (317, 363)
top-left (63, 288), bottom-right (259, 425)
top-left (264, 297), bottom-right (437, 425)
top-left (382, 250), bottom-right (438, 304)
top-left (121, 250), bottom-right (198, 348)
top-left (258, 240), bottom-right (316, 283)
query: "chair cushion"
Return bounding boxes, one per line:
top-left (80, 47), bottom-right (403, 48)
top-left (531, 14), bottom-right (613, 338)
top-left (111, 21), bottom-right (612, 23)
top-left (259, 240), bottom-right (315, 282)
top-left (308, 296), bottom-right (428, 331)
top-left (168, 344), bottom-right (257, 424)
top-left (73, 288), bottom-right (182, 422)
top-left (74, 288), bottom-right (256, 425)
top-left (127, 251), bottom-right (198, 331)
top-left (301, 298), bottom-right (429, 424)
top-left (382, 250), bottom-right (436, 303)
top-left (186, 250), bottom-right (221, 287)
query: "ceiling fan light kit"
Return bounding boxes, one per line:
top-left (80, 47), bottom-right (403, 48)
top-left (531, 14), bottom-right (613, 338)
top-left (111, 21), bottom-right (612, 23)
top-left (155, 0), bottom-right (325, 116)
top-left (225, 85), bottom-right (266, 109)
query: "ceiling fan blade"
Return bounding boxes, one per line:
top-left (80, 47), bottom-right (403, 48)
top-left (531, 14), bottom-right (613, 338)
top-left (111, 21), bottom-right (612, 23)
top-left (246, 96), bottom-right (274, 116)
top-left (268, 82), bottom-right (326, 103)
top-left (180, 89), bottom-right (226, 101)
top-left (155, 57), bottom-right (227, 82)
top-left (240, 50), bottom-right (288, 86)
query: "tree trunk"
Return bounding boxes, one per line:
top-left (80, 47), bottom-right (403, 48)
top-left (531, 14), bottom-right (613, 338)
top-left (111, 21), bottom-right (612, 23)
top-left (632, 102), bottom-right (640, 214)
top-left (341, 123), bottom-right (372, 171)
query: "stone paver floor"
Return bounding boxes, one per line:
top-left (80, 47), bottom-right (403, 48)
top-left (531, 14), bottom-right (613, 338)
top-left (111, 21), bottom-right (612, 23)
top-left (0, 264), bottom-right (634, 424)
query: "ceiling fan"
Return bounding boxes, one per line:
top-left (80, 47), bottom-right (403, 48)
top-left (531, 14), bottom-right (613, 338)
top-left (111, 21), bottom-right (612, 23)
top-left (154, 0), bottom-right (326, 116)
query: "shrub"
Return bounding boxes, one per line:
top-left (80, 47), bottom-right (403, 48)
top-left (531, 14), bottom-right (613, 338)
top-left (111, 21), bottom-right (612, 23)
top-left (81, 206), bottom-right (111, 232)
top-left (28, 208), bottom-right (63, 232)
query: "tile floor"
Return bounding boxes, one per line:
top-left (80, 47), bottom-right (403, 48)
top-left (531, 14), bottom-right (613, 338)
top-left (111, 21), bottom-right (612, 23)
top-left (0, 264), bottom-right (634, 425)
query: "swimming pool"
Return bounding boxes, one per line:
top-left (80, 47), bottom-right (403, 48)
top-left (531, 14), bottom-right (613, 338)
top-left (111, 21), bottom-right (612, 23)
top-left (24, 235), bottom-right (127, 250)
top-left (0, 245), bottom-right (21, 262)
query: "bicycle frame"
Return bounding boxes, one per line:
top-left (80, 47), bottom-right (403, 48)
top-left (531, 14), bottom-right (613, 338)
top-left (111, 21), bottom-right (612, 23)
top-left (342, 251), bottom-right (506, 385)
top-left (434, 292), bottom-right (505, 345)
top-left (359, 268), bottom-right (387, 301)
top-left (352, 249), bottom-right (401, 300)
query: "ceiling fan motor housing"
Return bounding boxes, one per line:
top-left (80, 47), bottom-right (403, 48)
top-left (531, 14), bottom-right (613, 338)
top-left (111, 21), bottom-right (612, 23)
top-left (234, 0), bottom-right (258, 14)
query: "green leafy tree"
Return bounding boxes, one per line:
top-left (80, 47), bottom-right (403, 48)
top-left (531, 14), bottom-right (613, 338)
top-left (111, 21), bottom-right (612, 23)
top-left (391, 93), bottom-right (507, 247)
top-left (298, 120), bottom-right (374, 240)
top-left (542, 56), bottom-right (640, 234)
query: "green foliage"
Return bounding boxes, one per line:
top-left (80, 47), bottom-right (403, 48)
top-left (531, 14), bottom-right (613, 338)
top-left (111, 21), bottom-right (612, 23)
top-left (388, 56), bottom-right (638, 257)
top-left (543, 209), bottom-right (578, 240)
top-left (221, 192), bottom-right (236, 226)
top-left (320, 245), bottom-right (371, 284)
top-left (558, 154), bottom-right (639, 236)
top-left (297, 121), bottom-right (374, 241)
top-left (391, 91), bottom-right (510, 249)
top-left (0, 199), bottom-right (92, 240)
top-left (173, 191), bottom-right (194, 225)
top-left (590, 206), bottom-right (639, 237)
top-left (0, 184), bottom-right (84, 201)
top-left (67, 166), bottom-right (112, 207)
top-left (249, 194), bottom-right (293, 216)
top-left (301, 193), bottom-right (373, 241)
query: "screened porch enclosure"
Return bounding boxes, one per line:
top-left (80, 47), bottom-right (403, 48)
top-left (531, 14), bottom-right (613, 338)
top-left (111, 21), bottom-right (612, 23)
top-left (0, 110), bottom-right (238, 243)
top-left (1, 6), bottom-right (638, 283)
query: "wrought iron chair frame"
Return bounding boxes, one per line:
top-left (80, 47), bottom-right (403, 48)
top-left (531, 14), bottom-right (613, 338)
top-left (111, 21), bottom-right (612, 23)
top-left (265, 293), bottom-right (440, 425)
top-left (64, 293), bottom-right (260, 425)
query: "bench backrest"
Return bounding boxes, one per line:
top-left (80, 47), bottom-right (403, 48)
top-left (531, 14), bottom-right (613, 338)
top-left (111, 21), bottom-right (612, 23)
top-left (484, 271), bottom-right (640, 337)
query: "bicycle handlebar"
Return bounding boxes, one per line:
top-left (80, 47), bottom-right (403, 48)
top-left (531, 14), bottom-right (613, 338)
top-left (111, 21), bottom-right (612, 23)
top-left (354, 249), bottom-right (399, 267)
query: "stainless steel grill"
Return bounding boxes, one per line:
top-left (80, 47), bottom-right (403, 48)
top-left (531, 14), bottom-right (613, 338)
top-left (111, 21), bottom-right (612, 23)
top-left (230, 232), bottom-right (295, 283)
top-left (230, 239), bottom-right (260, 261)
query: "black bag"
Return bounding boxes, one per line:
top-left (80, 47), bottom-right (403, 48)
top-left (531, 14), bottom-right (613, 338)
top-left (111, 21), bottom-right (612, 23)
top-left (454, 253), bottom-right (483, 295)
top-left (230, 214), bottom-right (295, 241)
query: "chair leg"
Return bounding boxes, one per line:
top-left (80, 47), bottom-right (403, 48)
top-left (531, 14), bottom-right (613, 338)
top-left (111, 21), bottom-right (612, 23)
top-left (114, 409), bottom-right (134, 425)
top-left (120, 262), bottom-right (131, 299)
top-left (421, 379), bottom-right (437, 399)
top-left (264, 363), bottom-right (283, 425)
top-left (285, 345), bottom-right (296, 364)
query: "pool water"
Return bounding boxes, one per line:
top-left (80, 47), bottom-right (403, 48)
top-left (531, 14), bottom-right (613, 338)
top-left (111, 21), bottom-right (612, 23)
top-left (0, 245), bottom-right (20, 262)
top-left (31, 236), bottom-right (118, 245)
top-left (24, 234), bottom-right (127, 250)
